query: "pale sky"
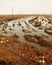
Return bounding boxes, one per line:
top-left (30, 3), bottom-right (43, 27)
top-left (0, 0), bottom-right (52, 15)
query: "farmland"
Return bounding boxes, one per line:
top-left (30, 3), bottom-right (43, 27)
top-left (0, 15), bottom-right (52, 65)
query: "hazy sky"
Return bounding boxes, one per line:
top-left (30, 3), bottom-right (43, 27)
top-left (0, 0), bottom-right (52, 15)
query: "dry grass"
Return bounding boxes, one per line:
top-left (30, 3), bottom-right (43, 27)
top-left (0, 15), bottom-right (52, 22)
top-left (0, 15), bottom-right (29, 22)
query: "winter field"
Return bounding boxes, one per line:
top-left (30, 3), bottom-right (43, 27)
top-left (0, 15), bottom-right (52, 65)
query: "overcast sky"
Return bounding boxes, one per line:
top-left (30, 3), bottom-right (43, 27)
top-left (0, 0), bottom-right (52, 15)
